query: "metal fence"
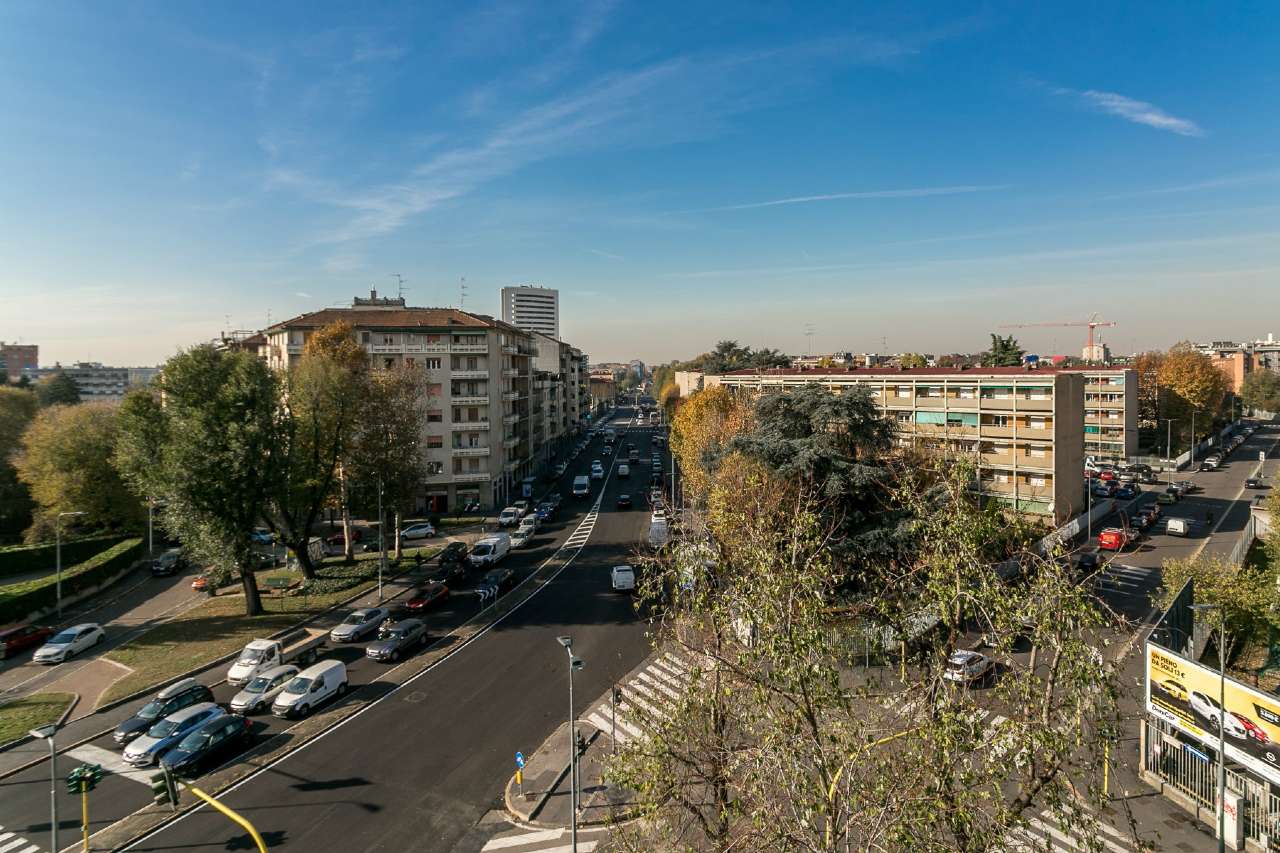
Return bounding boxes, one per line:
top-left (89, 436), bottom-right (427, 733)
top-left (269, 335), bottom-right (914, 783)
top-left (1227, 514), bottom-right (1259, 567)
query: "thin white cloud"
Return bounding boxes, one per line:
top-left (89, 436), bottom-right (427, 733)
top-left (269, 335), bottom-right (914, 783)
top-left (706, 184), bottom-right (1007, 212)
top-left (1056, 87), bottom-right (1204, 137)
top-left (587, 248), bottom-right (624, 260)
top-left (1106, 170), bottom-right (1280, 198)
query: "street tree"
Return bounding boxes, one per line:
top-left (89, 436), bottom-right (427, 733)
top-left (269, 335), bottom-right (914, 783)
top-left (345, 364), bottom-right (429, 561)
top-left (1156, 555), bottom-right (1280, 669)
top-left (13, 401), bottom-right (143, 542)
top-left (35, 371), bottom-right (82, 406)
top-left (1157, 343), bottom-right (1228, 444)
top-left (262, 322), bottom-right (367, 578)
top-left (114, 347), bottom-right (279, 616)
top-left (980, 334), bottom-right (1025, 367)
top-left (1132, 351), bottom-right (1165, 429)
top-left (669, 386), bottom-right (752, 504)
top-left (0, 387), bottom-right (38, 538)
top-left (899, 352), bottom-right (928, 368)
top-left (1241, 369), bottom-right (1280, 414)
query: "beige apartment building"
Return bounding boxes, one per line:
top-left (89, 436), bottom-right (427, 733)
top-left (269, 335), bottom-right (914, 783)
top-left (705, 367), bottom-right (1085, 523)
top-left (266, 291), bottom-right (588, 511)
top-left (1065, 368), bottom-right (1138, 466)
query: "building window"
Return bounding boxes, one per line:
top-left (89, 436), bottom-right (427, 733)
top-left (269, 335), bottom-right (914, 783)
top-left (1029, 445), bottom-right (1048, 457)
top-left (383, 335), bottom-right (394, 345)
top-left (426, 461), bottom-right (444, 475)
top-left (425, 358), bottom-right (441, 370)
top-left (896, 385), bottom-right (912, 397)
top-left (426, 383), bottom-right (442, 397)
top-left (468, 458), bottom-right (480, 472)
top-left (1028, 475), bottom-right (1047, 487)
top-left (426, 435), bottom-right (443, 448)
top-left (919, 385), bottom-right (942, 397)
top-left (1028, 416), bottom-right (1048, 430)
top-left (427, 410), bottom-right (443, 423)
top-left (1023, 387), bottom-right (1051, 400)
top-left (383, 358), bottom-right (395, 369)
top-left (994, 473), bottom-right (1010, 484)
top-left (957, 386), bottom-right (976, 399)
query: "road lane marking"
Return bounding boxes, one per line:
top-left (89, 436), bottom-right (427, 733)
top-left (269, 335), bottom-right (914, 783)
top-left (67, 743), bottom-right (155, 785)
top-left (481, 828), bottom-right (563, 849)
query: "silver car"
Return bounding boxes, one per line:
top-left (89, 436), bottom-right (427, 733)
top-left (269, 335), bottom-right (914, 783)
top-left (229, 664), bottom-right (299, 714)
top-left (329, 607), bottom-right (390, 643)
top-left (122, 702), bottom-right (224, 767)
top-left (365, 619), bottom-right (428, 662)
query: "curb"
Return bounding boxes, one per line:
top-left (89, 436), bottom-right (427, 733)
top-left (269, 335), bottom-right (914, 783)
top-left (504, 724), bottom-right (643, 829)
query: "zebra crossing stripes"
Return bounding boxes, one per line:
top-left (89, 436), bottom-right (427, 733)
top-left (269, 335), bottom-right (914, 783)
top-left (581, 651), bottom-right (692, 746)
top-left (1094, 564), bottom-right (1157, 596)
top-left (480, 825), bottom-right (609, 852)
top-left (563, 508), bottom-right (599, 549)
top-left (1007, 808), bottom-right (1137, 852)
top-left (0, 826), bottom-right (41, 853)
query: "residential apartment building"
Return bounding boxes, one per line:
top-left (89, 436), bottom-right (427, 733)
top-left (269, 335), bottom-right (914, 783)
top-left (705, 367), bottom-right (1085, 523)
top-left (500, 285), bottom-right (560, 338)
top-left (0, 342), bottom-right (38, 383)
top-left (1064, 368), bottom-right (1138, 466)
top-left (266, 291), bottom-right (588, 511)
top-left (674, 370), bottom-right (704, 397)
top-left (23, 362), bottom-right (159, 401)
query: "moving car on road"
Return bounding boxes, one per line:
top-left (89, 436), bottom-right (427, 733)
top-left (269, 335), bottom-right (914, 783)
top-left (591, 461), bottom-right (605, 480)
top-left (272, 660), bottom-right (348, 719)
top-left (1157, 490), bottom-right (1178, 505)
top-left (616, 494), bottom-right (632, 509)
top-left (227, 628), bottom-right (326, 686)
top-left (943, 650), bottom-right (994, 685)
top-left (366, 619), bottom-right (428, 662)
top-left (1097, 528), bottom-right (1133, 552)
top-left (1165, 517), bottom-right (1193, 537)
top-left (1246, 477), bottom-right (1264, 489)
top-left (230, 665), bottom-right (299, 715)
top-left (481, 567), bottom-right (516, 592)
top-left (115, 678), bottom-right (216, 744)
top-left (150, 548), bottom-right (185, 577)
top-left (0, 624), bottom-right (54, 659)
top-left (513, 500), bottom-right (531, 518)
top-left (618, 463), bottom-right (630, 478)
top-left (611, 565), bottom-right (636, 592)
top-left (398, 582), bottom-right (449, 615)
top-left (573, 475), bottom-right (590, 497)
top-left (329, 607), bottom-right (391, 643)
top-left (438, 541), bottom-right (468, 564)
top-left (400, 522), bottom-right (436, 541)
top-left (123, 702), bottom-right (225, 767)
top-left (160, 713), bottom-right (253, 777)
top-left (498, 507), bottom-right (521, 527)
top-left (468, 534), bottom-right (511, 568)
top-left (33, 623), bottom-right (104, 664)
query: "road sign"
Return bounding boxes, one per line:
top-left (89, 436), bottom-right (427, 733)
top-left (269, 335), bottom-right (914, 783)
top-left (515, 751), bottom-right (525, 769)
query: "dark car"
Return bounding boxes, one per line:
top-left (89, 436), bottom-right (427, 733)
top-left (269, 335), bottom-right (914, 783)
top-left (438, 541), bottom-right (468, 564)
top-left (1246, 477), bottom-right (1264, 489)
top-left (536, 501), bottom-right (557, 522)
top-left (149, 548), bottom-right (185, 577)
top-left (616, 494), bottom-right (633, 509)
top-left (1114, 484), bottom-right (1138, 500)
top-left (0, 624), bottom-right (54, 660)
top-left (365, 619), bottom-right (428, 662)
top-left (1075, 552), bottom-right (1099, 574)
top-left (159, 713), bottom-right (252, 778)
top-left (482, 567), bottom-right (516, 592)
top-left (430, 562), bottom-right (467, 586)
top-left (113, 678), bottom-right (216, 746)
top-left (399, 582), bottom-right (449, 615)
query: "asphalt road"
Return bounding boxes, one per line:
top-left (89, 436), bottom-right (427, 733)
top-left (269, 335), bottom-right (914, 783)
top-left (91, 411), bottom-right (658, 852)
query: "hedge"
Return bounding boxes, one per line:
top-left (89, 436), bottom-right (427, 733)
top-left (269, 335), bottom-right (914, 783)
top-left (0, 538), bottom-right (142, 624)
top-left (0, 535), bottom-right (129, 583)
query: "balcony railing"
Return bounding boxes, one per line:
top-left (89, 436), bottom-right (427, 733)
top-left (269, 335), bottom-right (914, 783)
top-left (502, 414), bottom-right (519, 426)
top-left (502, 368), bottom-right (519, 378)
top-left (451, 446), bottom-right (490, 457)
top-left (501, 344), bottom-right (518, 355)
top-left (451, 369), bottom-right (488, 379)
top-left (503, 437), bottom-right (519, 450)
top-left (450, 342), bottom-right (488, 354)
top-left (502, 391), bottom-right (520, 401)
top-left (453, 472), bottom-right (492, 483)
top-left (452, 395), bottom-right (489, 406)
top-left (450, 420), bottom-right (490, 431)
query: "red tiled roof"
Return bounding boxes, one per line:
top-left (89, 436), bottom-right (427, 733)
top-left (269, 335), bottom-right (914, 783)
top-left (268, 307), bottom-right (494, 332)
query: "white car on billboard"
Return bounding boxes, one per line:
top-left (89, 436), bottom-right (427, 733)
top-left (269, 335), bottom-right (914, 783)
top-left (1189, 691), bottom-right (1248, 740)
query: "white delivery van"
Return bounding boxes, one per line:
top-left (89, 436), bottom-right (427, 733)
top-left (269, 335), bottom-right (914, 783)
top-left (1166, 517), bottom-right (1192, 537)
top-left (647, 515), bottom-right (669, 549)
top-left (271, 660), bottom-right (347, 718)
top-left (573, 475), bottom-right (590, 497)
top-left (468, 534), bottom-right (511, 568)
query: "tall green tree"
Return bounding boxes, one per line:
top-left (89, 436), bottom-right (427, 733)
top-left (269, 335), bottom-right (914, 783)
top-left (899, 352), bottom-right (928, 369)
top-left (14, 401), bottom-right (143, 542)
top-left (980, 334), bottom-right (1025, 367)
top-left (0, 387), bottom-right (40, 538)
top-left (1158, 343), bottom-right (1229, 445)
top-left (1241, 369), bottom-right (1280, 414)
top-left (115, 346), bottom-right (279, 616)
top-left (35, 371), bottom-right (82, 406)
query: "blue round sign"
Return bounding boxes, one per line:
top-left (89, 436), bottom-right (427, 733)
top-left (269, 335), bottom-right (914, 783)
top-left (515, 751), bottom-right (525, 768)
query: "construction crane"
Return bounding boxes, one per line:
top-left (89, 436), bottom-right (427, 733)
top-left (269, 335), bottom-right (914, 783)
top-left (998, 314), bottom-right (1116, 362)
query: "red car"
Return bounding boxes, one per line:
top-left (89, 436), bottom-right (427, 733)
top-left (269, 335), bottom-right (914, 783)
top-left (0, 624), bottom-right (55, 659)
top-left (325, 529), bottom-right (364, 548)
top-left (1097, 527), bottom-right (1135, 551)
top-left (191, 574), bottom-right (210, 591)
top-left (399, 582), bottom-right (449, 614)
top-left (1098, 469), bottom-right (1116, 481)
top-left (1231, 712), bottom-right (1271, 745)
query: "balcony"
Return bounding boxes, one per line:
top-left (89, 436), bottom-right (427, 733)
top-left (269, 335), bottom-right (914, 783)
top-left (502, 368), bottom-right (519, 378)
top-left (1012, 397), bottom-right (1054, 411)
top-left (452, 395), bottom-right (489, 406)
top-left (451, 446), bottom-right (490, 457)
top-left (453, 472), bottom-right (492, 483)
top-left (450, 420), bottom-right (490, 431)
top-left (502, 414), bottom-right (519, 426)
top-left (502, 391), bottom-right (520, 402)
top-left (503, 437), bottom-right (519, 450)
top-left (451, 342), bottom-right (488, 354)
top-left (502, 344), bottom-right (518, 355)
top-left (451, 369), bottom-right (488, 380)
top-left (286, 344), bottom-right (303, 355)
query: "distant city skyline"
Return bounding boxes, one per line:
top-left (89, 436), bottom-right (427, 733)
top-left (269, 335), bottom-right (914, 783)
top-left (2, 3), bottom-right (1277, 366)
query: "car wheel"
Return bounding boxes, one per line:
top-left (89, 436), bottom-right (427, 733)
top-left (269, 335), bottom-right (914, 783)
top-left (389, 650), bottom-right (400, 662)
top-left (296, 703), bottom-right (310, 717)
top-left (337, 682), bottom-right (348, 696)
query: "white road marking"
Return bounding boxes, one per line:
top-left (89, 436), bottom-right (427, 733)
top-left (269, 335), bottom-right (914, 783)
top-left (67, 743), bottom-right (158, 785)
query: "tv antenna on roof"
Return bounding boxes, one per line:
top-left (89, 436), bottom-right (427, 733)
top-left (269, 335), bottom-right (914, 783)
top-left (459, 276), bottom-right (468, 310)
top-left (390, 273), bottom-right (407, 301)
top-left (803, 323), bottom-right (815, 356)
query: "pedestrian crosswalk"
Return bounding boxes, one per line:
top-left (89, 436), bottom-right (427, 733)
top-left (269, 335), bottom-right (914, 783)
top-left (1007, 807), bottom-right (1138, 852)
top-left (563, 506), bottom-right (599, 550)
top-left (0, 825), bottom-right (42, 853)
top-left (582, 651), bottom-right (691, 745)
top-left (67, 742), bottom-right (156, 786)
top-left (480, 824), bottom-right (610, 853)
top-left (1093, 563), bottom-right (1158, 597)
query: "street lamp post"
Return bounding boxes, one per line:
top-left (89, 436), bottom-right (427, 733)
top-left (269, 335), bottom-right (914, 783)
top-left (1190, 410), bottom-right (1198, 466)
top-left (377, 477), bottom-right (386, 603)
top-left (56, 511), bottom-right (86, 619)
top-left (30, 724), bottom-right (58, 853)
top-left (1161, 418), bottom-right (1176, 462)
top-left (557, 636), bottom-right (583, 852)
top-left (1191, 602), bottom-right (1227, 853)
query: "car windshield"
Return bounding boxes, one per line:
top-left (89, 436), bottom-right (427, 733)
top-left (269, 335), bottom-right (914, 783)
top-left (244, 676), bottom-right (271, 693)
top-left (147, 718), bottom-right (181, 738)
top-left (285, 677), bottom-right (313, 694)
top-left (342, 613), bottom-right (365, 625)
top-left (137, 699), bottom-right (165, 720)
top-left (176, 728), bottom-right (213, 751)
top-left (238, 648), bottom-right (265, 665)
top-left (473, 544), bottom-right (492, 556)
top-left (387, 627), bottom-right (408, 638)
top-left (49, 630), bottom-right (78, 644)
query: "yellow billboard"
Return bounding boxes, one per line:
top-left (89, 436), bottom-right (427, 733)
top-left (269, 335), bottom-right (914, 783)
top-left (1147, 643), bottom-right (1280, 784)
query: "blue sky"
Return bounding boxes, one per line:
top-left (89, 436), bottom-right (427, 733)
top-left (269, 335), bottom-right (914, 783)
top-left (2, 2), bottom-right (1278, 366)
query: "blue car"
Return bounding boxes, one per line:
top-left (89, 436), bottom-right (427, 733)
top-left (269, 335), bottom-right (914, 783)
top-left (535, 502), bottom-right (556, 522)
top-left (160, 713), bottom-right (252, 777)
top-left (122, 703), bottom-right (225, 767)
top-left (250, 528), bottom-right (274, 545)
top-left (1114, 485), bottom-right (1138, 500)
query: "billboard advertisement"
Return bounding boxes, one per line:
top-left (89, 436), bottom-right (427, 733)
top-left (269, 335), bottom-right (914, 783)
top-left (1146, 644), bottom-right (1280, 785)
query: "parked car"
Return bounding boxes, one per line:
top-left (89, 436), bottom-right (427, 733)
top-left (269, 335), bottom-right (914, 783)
top-left (535, 502), bottom-right (557, 522)
top-left (1098, 469), bottom-right (1116, 481)
top-left (229, 664), bottom-right (299, 715)
top-left (1092, 482), bottom-right (1116, 498)
top-left (324, 529), bottom-right (363, 549)
top-left (611, 565), bottom-right (636, 592)
top-left (160, 713), bottom-right (253, 777)
top-left (616, 494), bottom-right (633, 509)
top-left (510, 529), bottom-right (533, 549)
top-left (366, 619), bottom-right (428, 662)
top-left (943, 650), bottom-right (994, 684)
top-left (227, 628), bottom-right (326, 686)
top-left (1097, 528), bottom-right (1132, 551)
top-left (1173, 480), bottom-right (1196, 494)
top-left (271, 660), bottom-right (348, 719)
top-left (1117, 470), bottom-right (1138, 483)
top-left (429, 562), bottom-right (467, 586)
top-left (1198, 461), bottom-right (1218, 472)
top-left (1165, 517), bottom-right (1192, 537)
top-left (400, 523), bottom-right (436, 541)
top-left (438, 541), bottom-right (468, 564)
top-left (618, 463), bottom-right (630, 478)
top-left (150, 548), bottom-right (185, 577)
top-left (512, 500), bottom-right (531, 518)
top-left (0, 624), bottom-right (54, 660)
top-left (1156, 491), bottom-right (1178, 505)
top-left (114, 678), bottom-right (216, 744)
top-left (481, 567), bottom-right (516, 592)
top-left (1137, 504), bottom-right (1162, 523)
top-left (498, 507), bottom-right (521, 527)
top-left (329, 607), bottom-right (391, 643)
top-left (1246, 477), bottom-right (1264, 489)
top-left (33, 623), bottom-right (104, 664)
top-left (398, 582), bottom-right (449, 615)
top-left (123, 702), bottom-right (225, 767)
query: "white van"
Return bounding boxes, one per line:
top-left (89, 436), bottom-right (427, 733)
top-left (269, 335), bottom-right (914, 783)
top-left (271, 660), bottom-right (347, 718)
top-left (468, 534), bottom-right (511, 568)
top-left (1166, 517), bottom-right (1192, 537)
top-left (573, 476), bottom-right (590, 497)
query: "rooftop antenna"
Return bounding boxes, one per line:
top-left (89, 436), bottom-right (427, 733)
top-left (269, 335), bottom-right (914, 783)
top-left (459, 276), bottom-right (468, 310)
top-left (390, 273), bottom-right (407, 301)
top-left (804, 323), bottom-right (815, 356)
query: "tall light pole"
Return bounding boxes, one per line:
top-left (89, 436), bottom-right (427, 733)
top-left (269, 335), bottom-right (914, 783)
top-left (56, 511), bottom-right (86, 619)
top-left (1191, 602), bottom-right (1226, 853)
top-left (377, 477), bottom-right (386, 602)
top-left (1161, 418), bottom-right (1176, 463)
top-left (557, 636), bottom-right (583, 852)
top-left (30, 724), bottom-right (58, 853)
top-left (1190, 410), bottom-right (1198, 466)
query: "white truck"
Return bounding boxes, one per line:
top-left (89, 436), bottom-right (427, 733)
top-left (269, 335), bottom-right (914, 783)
top-left (227, 628), bottom-right (327, 687)
top-left (467, 533), bottom-right (511, 568)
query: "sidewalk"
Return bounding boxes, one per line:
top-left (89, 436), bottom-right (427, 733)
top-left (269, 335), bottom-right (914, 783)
top-left (506, 720), bottom-right (637, 829)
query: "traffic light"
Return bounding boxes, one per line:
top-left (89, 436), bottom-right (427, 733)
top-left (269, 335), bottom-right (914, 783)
top-left (612, 687), bottom-right (624, 706)
top-left (66, 764), bottom-right (103, 795)
top-left (149, 769), bottom-right (178, 809)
